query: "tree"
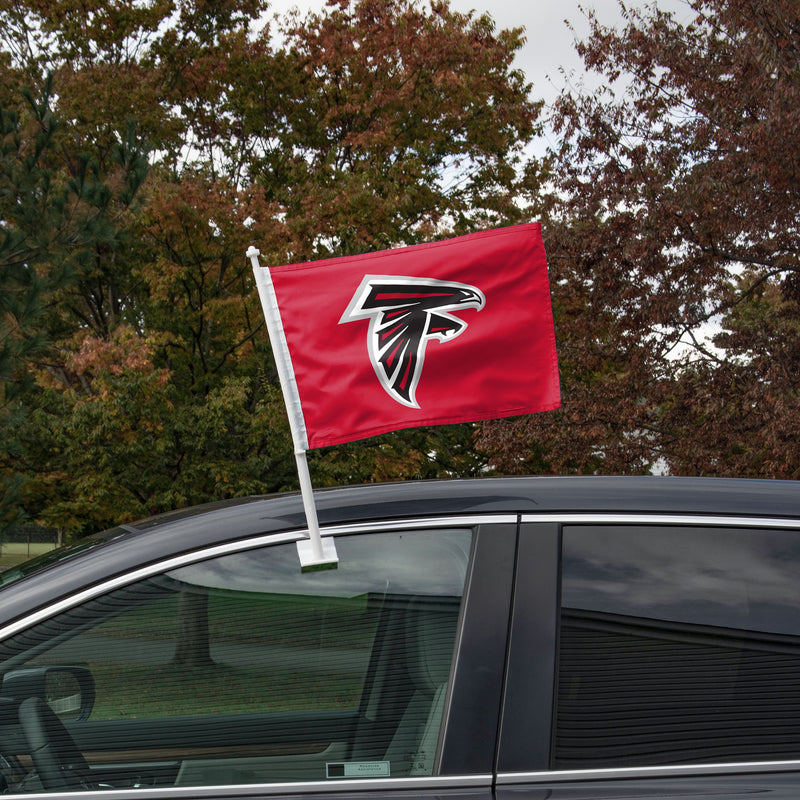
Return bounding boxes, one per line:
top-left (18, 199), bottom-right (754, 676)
top-left (228, 0), bottom-right (542, 256)
top-left (172, 589), bottom-right (213, 668)
top-left (657, 271), bottom-right (800, 477)
top-left (0, 95), bottom-right (57, 529)
top-left (482, 0), bottom-right (800, 477)
top-left (3, 0), bottom-right (543, 535)
top-left (0, 83), bottom-right (149, 530)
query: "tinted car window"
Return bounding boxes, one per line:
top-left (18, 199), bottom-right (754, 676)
top-left (557, 525), bottom-right (800, 769)
top-left (0, 528), bottom-right (471, 792)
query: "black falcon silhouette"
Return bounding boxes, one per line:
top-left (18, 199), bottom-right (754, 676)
top-left (340, 276), bottom-right (485, 408)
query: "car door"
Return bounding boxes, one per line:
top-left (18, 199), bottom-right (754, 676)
top-left (497, 517), bottom-right (800, 800)
top-left (0, 516), bottom-right (516, 798)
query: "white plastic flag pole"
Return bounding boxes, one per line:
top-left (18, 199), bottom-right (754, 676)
top-left (247, 246), bottom-right (338, 571)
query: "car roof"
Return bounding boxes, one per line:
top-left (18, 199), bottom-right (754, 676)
top-left (127, 474), bottom-right (800, 529)
top-left (1, 476), bottom-right (799, 628)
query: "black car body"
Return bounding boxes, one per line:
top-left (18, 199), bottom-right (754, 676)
top-left (1, 476), bottom-right (800, 799)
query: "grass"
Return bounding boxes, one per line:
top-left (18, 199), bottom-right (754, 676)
top-left (90, 663), bottom-right (365, 719)
top-left (45, 590), bottom-right (381, 720)
top-left (92, 591), bottom-right (379, 647)
top-left (0, 544), bottom-right (57, 569)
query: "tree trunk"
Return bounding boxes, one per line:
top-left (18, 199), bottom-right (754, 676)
top-left (172, 590), bottom-right (214, 667)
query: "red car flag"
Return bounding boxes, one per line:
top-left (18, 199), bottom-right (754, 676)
top-left (250, 223), bottom-right (560, 451)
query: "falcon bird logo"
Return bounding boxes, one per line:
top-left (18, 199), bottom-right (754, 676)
top-left (340, 276), bottom-right (485, 408)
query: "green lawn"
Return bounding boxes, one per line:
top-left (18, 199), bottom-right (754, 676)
top-left (0, 543), bottom-right (57, 569)
top-left (89, 663), bottom-right (365, 719)
top-left (38, 590), bottom-right (380, 720)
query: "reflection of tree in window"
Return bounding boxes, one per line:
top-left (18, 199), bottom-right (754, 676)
top-left (172, 590), bottom-right (212, 668)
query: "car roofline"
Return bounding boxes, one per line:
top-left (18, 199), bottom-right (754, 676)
top-left (1, 475), bottom-right (798, 629)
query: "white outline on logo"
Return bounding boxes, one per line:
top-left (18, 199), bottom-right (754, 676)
top-left (340, 275), bottom-right (485, 408)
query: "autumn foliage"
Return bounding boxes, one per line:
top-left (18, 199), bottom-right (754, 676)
top-left (1, 0), bottom-right (537, 534)
top-left (2, 0), bottom-right (799, 537)
top-left (481, 0), bottom-right (800, 478)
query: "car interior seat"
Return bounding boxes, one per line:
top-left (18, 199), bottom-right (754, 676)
top-left (382, 599), bottom-right (458, 776)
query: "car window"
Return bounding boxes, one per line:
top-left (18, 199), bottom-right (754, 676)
top-left (0, 528), bottom-right (472, 792)
top-left (0, 530), bottom-right (127, 591)
top-left (557, 525), bottom-right (800, 769)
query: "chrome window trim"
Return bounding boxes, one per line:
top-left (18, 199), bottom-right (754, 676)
top-left (0, 514), bottom-right (514, 642)
top-left (521, 512), bottom-right (800, 529)
top-left (9, 774), bottom-right (492, 800)
top-left (497, 760), bottom-right (800, 784)
top-left (321, 514), bottom-right (515, 535)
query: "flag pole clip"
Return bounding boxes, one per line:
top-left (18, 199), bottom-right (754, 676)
top-left (293, 449), bottom-right (339, 572)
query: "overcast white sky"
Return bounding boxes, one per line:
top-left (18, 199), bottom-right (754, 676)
top-left (264, 0), bottom-right (693, 155)
top-left (453, 0), bottom-right (692, 100)
top-left (266, 0), bottom-right (692, 105)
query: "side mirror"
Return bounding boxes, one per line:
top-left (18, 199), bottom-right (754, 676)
top-left (1, 666), bottom-right (95, 722)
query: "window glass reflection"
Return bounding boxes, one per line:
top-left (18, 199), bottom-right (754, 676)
top-left (557, 525), bottom-right (800, 768)
top-left (562, 526), bottom-right (800, 635)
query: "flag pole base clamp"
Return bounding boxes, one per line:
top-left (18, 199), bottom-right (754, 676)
top-left (297, 536), bottom-right (339, 572)
top-left (292, 449), bottom-right (339, 572)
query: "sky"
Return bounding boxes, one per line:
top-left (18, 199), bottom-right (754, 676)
top-left (265, 0), bottom-right (693, 105)
top-left (264, 0), bottom-right (693, 155)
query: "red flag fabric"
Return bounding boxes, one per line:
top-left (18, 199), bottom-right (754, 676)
top-left (260, 223), bottom-right (560, 449)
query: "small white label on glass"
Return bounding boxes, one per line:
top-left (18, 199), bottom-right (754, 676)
top-left (326, 761), bottom-right (391, 779)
